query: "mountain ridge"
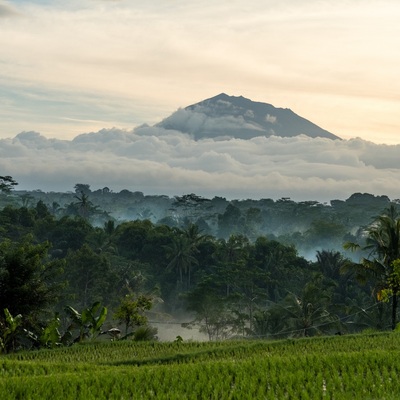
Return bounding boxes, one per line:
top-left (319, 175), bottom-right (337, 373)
top-left (157, 93), bottom-right (340, 140)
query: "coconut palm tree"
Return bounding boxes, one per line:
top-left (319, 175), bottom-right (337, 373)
top-left (164, 224), bottom-right (210, 290)
top-left (214, 235), bottom-right (250, 297)
top-left (344, 205), bottom-right (400, 330)
top-left (87, 220), bottom-right (117, 255)
top-left (182, 223), bottom-right (209, 247)
top-left (74, 191), bottom-right (93, 219)
top-left (315, 250), bottom-right (356, 306)
top-left (273, 276), bottom-right (340, 337)
top-left (165, 235), bottom-right (198, 290)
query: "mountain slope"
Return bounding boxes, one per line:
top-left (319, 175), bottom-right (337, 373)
top-left (157, 93), bottom-right (340, 140)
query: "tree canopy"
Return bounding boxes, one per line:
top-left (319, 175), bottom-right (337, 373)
top-left (0, 176), bottom-right (18, 194)
top-left (1, 183), bottom-right (400, 351)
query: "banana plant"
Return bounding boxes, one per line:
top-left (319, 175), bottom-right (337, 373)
top-left (65, 302), bottom-right (107, 342)
top-left (0, 308), bottom-right (23, 353)
top-left (82, 302), bottom-right (108, 338)
top-left (29, 313), bottom-right (73, 348)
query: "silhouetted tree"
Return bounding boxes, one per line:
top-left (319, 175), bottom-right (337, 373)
top-left (344, 205), bottom-right (400, 329)
top-left (165, 234), bottom-right (198, 289)
top-left (0, 176), bottom-right (18, 194)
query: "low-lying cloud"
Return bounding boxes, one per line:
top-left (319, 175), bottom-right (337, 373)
top-left (1, 127), bottom-right (400, 202)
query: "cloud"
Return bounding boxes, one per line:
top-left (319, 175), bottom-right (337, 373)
top-left (0, 2), bottom-right (20, 17)
top-left (265, 114), bottom-right (277, 124)
top-left (158, 108), bottom-right (263, 138)
top-left (1, 0), bottom-right (400, 143)
top-left (1, 127), bottom-right (400, 202)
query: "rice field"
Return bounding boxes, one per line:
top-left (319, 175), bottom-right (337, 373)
top-left (2, 332), bottom-right (400, 399)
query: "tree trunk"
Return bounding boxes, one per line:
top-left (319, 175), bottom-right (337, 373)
top-left (392, 293), bottom-right (398, 330)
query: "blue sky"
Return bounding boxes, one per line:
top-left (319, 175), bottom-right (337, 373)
top-left (1, 0), bottom-right (400, 143)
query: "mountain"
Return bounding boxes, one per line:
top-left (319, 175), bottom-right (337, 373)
top-left (156, 93), bottom-right (340, 140)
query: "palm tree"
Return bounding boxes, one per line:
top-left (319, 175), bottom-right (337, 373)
top-left (316, 250), bottom-right (344, 280)
top-left (165, 224), bottom-right (209, 289)
top-left (165, 235), bottom-right (198, 289)
top-left (274, 276), bottom-right (339, 337)
top-left (214, 235), bottom-right (250, 297)
top-left (182, 223), bottom-right (209, 247)
top-left (315, 250), bottom-right (354, 305)
top-left (87, 220), bottom-right (117, 255)
top-left (344, 205), bottom-right (400, 330)
top-left (74, 191), bottom-right (95, 220)
top-left (50, 201), bottom-right (62, 216)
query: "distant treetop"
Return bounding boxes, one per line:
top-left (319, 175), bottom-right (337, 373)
top-left (0, 176), bottom-right (18, 194)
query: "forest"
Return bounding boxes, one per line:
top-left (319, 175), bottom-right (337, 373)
top-left (1, 175), bottom-right (400, 351)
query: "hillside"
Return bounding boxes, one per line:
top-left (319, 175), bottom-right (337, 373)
top-left (157, 93), bottom-right (340, 140)
top-left (2, 334), bottom-right (400, 398)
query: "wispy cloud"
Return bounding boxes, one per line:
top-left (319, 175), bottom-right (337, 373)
top-left (0, 1), bottom-right (399, 142)
top-left (0, 2), bottom-right (20, 17)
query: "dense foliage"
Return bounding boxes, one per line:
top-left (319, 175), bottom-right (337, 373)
top-left (1, 180), bottom-right (400, 351)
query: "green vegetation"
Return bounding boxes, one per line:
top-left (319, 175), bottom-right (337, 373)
top-left (4, 178), bottom-right (400, 397)
top-left (2, 177), bottom-right (400, 348)
top-left (1, 333), bottom-right (400, 398)
top-left (345, 205), bottom-right (400, 330)
top-left (0, 176), bottom-right (18, 194)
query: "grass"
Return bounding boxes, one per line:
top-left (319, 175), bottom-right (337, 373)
top-left (1, 332), bottom-right (400, 399)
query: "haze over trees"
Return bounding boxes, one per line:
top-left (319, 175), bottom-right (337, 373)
top-left (1, 177), bottom-right (400, 351)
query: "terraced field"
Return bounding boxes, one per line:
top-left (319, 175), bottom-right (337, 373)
top-left (2, 333), bottom-right (400, 399)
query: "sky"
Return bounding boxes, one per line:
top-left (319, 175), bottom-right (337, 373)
top-left (1, 0), bottom-right (400, 144)
top-left (1, 0), bottom-right (400, 202)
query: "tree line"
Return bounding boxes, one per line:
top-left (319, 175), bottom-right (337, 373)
top-left (5, 183), bottom-right (397, 257)
top-left (1, 177), bottom-right (400, 351)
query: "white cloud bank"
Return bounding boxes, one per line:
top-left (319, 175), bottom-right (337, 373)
top-left (1, 128), bottom-right (399, 202)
